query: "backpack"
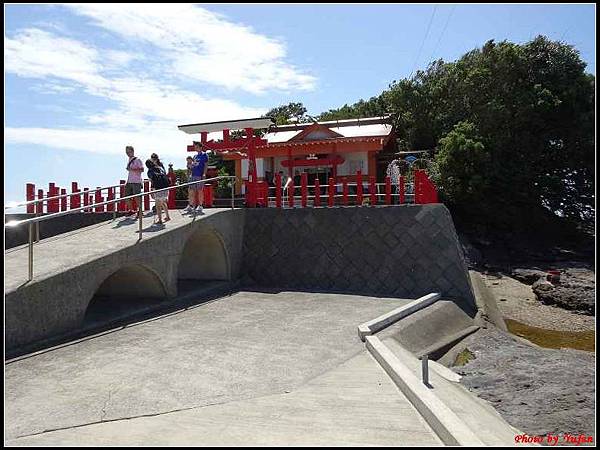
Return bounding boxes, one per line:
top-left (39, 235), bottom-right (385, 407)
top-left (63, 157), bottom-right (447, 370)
top-left (153, 171), bottom-right (171, 190)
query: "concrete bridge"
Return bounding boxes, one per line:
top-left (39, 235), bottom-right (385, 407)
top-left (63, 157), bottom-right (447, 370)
top-left (5, 204), bottom-right (523, 445)
top-left (5, 204), bottom-right (476, 354)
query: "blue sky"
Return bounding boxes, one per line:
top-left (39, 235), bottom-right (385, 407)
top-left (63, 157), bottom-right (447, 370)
top-left (4, 4), bottom-right (596, 206)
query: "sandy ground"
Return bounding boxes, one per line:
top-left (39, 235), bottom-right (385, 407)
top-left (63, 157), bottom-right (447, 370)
top-left (477, 270), bottom-right (595, 333)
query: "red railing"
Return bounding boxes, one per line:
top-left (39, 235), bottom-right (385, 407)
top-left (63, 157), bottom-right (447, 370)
top-left (241, 170), bottom-right (438, 208)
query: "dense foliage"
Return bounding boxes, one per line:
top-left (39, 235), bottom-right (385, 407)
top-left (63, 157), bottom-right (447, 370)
top-left (316, 36), bottom-right (595, 227)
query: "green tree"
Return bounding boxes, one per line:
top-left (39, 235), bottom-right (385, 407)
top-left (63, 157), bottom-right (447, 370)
top-left (263, 102), bottom-right (309, 125)
top-left (318, 35), bottom-right (595, 226)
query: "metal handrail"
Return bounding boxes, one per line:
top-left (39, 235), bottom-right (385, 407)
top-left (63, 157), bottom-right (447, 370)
top-left (6, 175), bottom-right (237, 282)
top-left (5, 182), bottom-right (126, 210)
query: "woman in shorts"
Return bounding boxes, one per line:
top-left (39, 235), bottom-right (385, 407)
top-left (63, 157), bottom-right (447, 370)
top-left (146, 157), bottom-right (171, 224)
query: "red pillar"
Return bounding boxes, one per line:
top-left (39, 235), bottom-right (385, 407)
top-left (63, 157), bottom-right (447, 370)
top-left (275, 173), bottom-right (282, 208)
top-left (37, 189), bottom-right (44, 214)
top-left (118, 180), bottom-right (126, 211)
top-left (399, 176), bottom-right (405, 204)
top-left (143, 180), bottom-right (150, 211)
top-left (48, 183), bottom-right (58, 213)
top-left (301, 172), bottom-right (308, 208)
top-left (106, 188), bottom-right (115, 212)
top-left (369, 176), bottom-right (376, 206)
top-left (314, 178), bottom-right (321, 207)
top-left (167, 165), bottom-right (177, 209)
top-left (328, 177), bottom-right (335, 207)
top-left (71, 182), bottom-right (80, 210)
top-left (26, 183), bottom-right (35, 213)
top-left (288, 180), bottom-right (294, 208)
top-left (107, 187), bottom-right (115, 211)
top-left (385, 176), bottom-right (391, 205)
top-left (95, 188), bottom-right (104, 212)
top-left (60, 189), bottom-right (67, 211)
top-left (83, 188), bottom-right (90, 212)
top-left (342, 178), bottom-right (349, 206)
top-left (356, 171), bottom-right (363, 206)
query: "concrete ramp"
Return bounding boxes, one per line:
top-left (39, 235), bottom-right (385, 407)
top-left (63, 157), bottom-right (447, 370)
top-left (379, 300), bottom-right (480, 361)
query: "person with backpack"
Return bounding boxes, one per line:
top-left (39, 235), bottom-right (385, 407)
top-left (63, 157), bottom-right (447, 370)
top-left (124, 145), bottom-right (144, 217)
top-left (146, 155), bottom-right (171, 224)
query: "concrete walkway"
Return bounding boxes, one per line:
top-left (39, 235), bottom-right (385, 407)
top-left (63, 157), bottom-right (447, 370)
top-left (5, 209), bottom-right (228, 292)
top-left (5, 291), bottom-right (441, 446)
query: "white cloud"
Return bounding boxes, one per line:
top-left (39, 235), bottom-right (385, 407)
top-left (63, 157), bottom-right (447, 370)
top-left (5, 5), bottom-right (313, 158)
top-left (5, 28), bottom-right (109, 90)
top-left (65, 4), bottom-right (316, 93)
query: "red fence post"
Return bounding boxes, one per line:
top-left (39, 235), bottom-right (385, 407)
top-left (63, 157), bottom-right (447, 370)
top-left (60, 189), bottom-right (67, 211)
top-left (48, 183), bottom-right (57, 213)
top-left (83, 188), bottom-right (89, 212)
top-left (107, 187), bottom-right (115, 211)
top-left (399, 176), bottom-right (405, 204)
top-left (288, 181), bottom-right (294, 208)
top-left (385, 176), bottom-right (391, 205)
top-left (301, 172), bottom-right (308, 208)
top-left (37, 189), bottom-right (44, 214)
top-left (167, 164), bottom-right (177, 209)
top-left (275, 173), bottom-right (282, 208)
top-left (95, 188), bottom-right (103, 212)
top-left (70, 182), bottom-right (79, 210)
top-left (143, 180), bottom-right (150, 211)
top-left (26, 183), bottom-right (35, 213)
top-left (314, 178), bottom-right (321, 207)
top-left (342, 178), bottom-right (349, 205)
top-left (328, 177), bottom-right (335, 207)
top-left (356, 171), bottom-right (363, 206)
top-left (118, 180), bottom-right (126, 211)
top-left (369, 176), bottom-right (376, 206)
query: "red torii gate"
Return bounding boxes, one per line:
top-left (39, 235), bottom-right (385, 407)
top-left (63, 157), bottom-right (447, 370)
top-left (178, 117), bottom-right (274, 208)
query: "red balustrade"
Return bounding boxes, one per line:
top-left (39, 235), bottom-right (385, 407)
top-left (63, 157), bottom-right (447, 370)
top-left (26, 183), bottom-right (35, 213)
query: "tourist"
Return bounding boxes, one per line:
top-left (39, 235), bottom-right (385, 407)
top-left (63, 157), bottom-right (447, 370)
top-left (125, 145), bottom-right (144, 217)
top-left (184, 156), bottom-right (194, 212)
top-left (146, 158), bottom-right (171, 224)
top-left (189, 141), bottom-right (209, 214)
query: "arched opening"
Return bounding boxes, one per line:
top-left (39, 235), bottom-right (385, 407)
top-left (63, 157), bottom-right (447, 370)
top-left (177, 229), bottom-right (230, 295)
top-left (84, 265), bottom-right (167, 326)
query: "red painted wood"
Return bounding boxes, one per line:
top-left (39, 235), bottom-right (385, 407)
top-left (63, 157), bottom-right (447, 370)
top-left (37, 189), bottom-right (44, 214)
top-left (328, 177), bottom-right (335, 207)
top-left (356, 171), bottom-right (363, 206)
top-left (143, 180), bottom-right (150, 211)
top-left (280, 155), bottom-right (345, 168)
top-left (301, 172), bottom-right (308, 208)
top-left (26, 183), bottom-right (35, 213)
top-left (71, 182), bottom-right (80, 210)
top-left (83, 188), bottom-right (90, 212)
top-left (107, 188), bottom-right (115, 212)
top-left (60, 189), bottom-right (67, 211)
top-left (118, 180), bottom-right (126, 211)
top-left (314, 178), bottom-right (321, 207)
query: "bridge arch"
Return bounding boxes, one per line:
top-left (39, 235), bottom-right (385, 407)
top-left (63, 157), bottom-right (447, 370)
top-left (84, 264), bottom-right (168, 325)
top-left (177, 227), bottom-right (230, 281)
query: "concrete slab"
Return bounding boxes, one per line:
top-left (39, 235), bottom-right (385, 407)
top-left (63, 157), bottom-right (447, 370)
top-left (6, 291), bottom-right (431, 445)
top-left (6, 351), bottom-right (442, 446)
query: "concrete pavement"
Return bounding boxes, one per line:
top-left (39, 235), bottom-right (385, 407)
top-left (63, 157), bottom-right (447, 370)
top-left (5, 291), bottom-right (442, 446)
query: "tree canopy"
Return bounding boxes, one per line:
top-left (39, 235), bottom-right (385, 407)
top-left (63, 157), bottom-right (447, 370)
top-left (314, 36), bottom-right (595, 227)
